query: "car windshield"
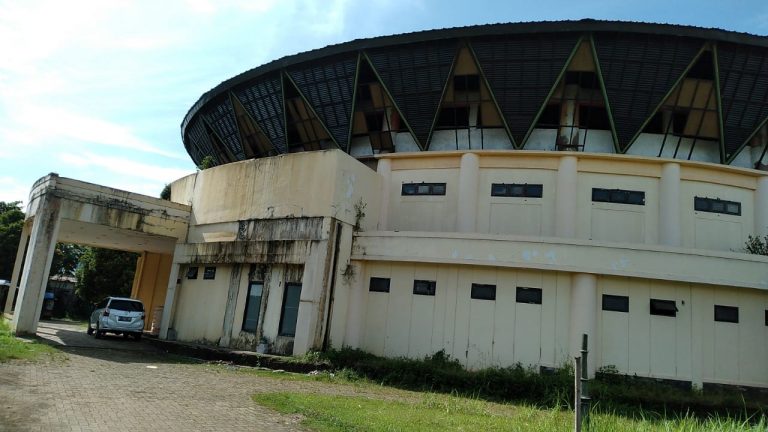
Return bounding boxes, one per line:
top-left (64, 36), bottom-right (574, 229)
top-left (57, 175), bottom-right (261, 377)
top-left (109, 300), bottom-right (144, 312)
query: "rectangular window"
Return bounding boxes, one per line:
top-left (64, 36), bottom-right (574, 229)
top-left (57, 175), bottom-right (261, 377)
top-left (592, 188), bottom-right (645, 205)
top-left (453, 74), bottom-right (480, 92)
top-left (714, 305), bottom-right (739, 323)
top-left (278, 283), bottom-right (302, 337)
top-left (602, 294), bottom-right (629, 312)
top-left (203, 266), bottom-right (216, 280)
top-left (490, 183), bottom-right (543, 198)
top-left (650, 299), bottom-right (677, 317)
top-left (694, 197), bottom-right (741, 216)
top-left (413, 280), bottom-right (436, 296)
top-left (471, 283), bottom-right (496, 301)
top-left (401, 183), bottom-right (446, 196)
top-left (369, 277), bottom-right (390, 293)
top-left (436, 106), bottom-right (470, 128)
top-left (516, 287), bottom-right (542, 304)
top-left (242, 282), bottom-right (263, 332)
top-left (186, 266), bottom-right (198, 279)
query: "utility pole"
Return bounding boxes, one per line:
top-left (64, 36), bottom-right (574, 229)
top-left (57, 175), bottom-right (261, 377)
top-left (574, 333), bottom-right (590, 432)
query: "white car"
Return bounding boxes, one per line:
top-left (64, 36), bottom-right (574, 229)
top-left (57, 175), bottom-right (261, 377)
top-left (87, 297), bottom-right (145, 340)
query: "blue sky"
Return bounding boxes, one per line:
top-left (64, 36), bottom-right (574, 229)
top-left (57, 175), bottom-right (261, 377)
top-left (1, 0), bottom-right (767, 205)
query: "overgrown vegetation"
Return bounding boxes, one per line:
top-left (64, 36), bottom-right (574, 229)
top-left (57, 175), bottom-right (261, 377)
top-left (75, 248), bottom-right (139, 306)
top-left (744, 234), bottom-right (768, 255)
top-left (0, 201), bottom-right (24, 280)
top-left (263, 348), bottom-right (767, 419)
top-left (197, 155), bottom-right (216, 170)
top-left (254, 391), bottom-right (768, 432)
top-left (160, 184), bottom-right (171, 200)
top-left (0, 319), bottom-right (60, 363)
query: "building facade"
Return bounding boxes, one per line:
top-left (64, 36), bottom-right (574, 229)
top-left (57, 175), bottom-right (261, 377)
top-left (6, 21), bottom-right (768, 389)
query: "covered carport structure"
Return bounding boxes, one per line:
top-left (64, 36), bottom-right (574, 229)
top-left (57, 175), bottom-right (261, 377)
top-left (3, 173), bottom-right (190, 335)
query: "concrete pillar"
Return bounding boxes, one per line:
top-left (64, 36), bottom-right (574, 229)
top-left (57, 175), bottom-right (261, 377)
top-left (755, 176), bottom-right (768, 237)
top-left (343, 261), bottom-right (366, 348)
top-left (569, 273), bottom-right (597, 378)
top-left (4, 221), bottom-right (30, 314)
top-left (659, 162), bottom-right (682, 247)
top-left (11, 195), bottom-right (62, 335)
top-left (219, 264), bottom-right (243, 347)
top-left (555, 156), bottom-right (578, 238)
top-left (159, 263), bottom-right (181, 340)
top-left (377, 158), bottom-right (392, 230)
top-left (457, 152), bottom-right (480, 232)
top-left (293, 240), bottom-right (331, 355)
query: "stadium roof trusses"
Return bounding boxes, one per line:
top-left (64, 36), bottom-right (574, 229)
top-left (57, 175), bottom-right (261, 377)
top-left (182, 20), bottom-right (768, 167)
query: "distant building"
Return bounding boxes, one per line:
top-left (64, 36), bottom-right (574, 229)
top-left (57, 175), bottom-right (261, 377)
top-left (7, 21), bottom-right (768, 390)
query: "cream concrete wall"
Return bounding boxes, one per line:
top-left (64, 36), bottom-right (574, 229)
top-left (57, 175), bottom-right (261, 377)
top-left (477, 169), bottom-right (557, 236)
top-left (358, 262), bottom-right (570, 370)
top-left (174, 150), bottom-right (380, 230)
top-left (388, 168), bottom-right (459, 232)
top-left (173, 264), bottom-right (231, 343)
top-left (379, 151), bottom-right (767, 254)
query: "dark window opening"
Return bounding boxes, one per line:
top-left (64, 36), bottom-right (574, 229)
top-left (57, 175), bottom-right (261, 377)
top-left (536, 104), bottom-right (561, 129)
top-left (203, 266), bottom-right (216, 280)
top-left (369, 277), bottom-right (390, 293)
top-left (643, 113), bottom-right (665, 134)
top-left (278, 283), bottom-right (302, 337)
top-left (413, 280), bottom-right (436, 296)
top-left (672, 112), bottom-right (688, 135)
top-left (765, 310), bottom-right (767, 326)
top-left (491, 183), bottom-right (543, 198)
top-left (579, 106), bottom-right (611, 130)
top-left (242, 282), bottom-right (263, 332)
top-left (687, 51), bottom-right (714, 80)
top-left (694, 197), bottom-right (741, 216)
top-left (592, 188), bottom-right (645, 205)
top-left (471, 283), bottom-right (496, 301)
top-left (365, 112), bottom-right (384, 132)
top-left (650, 299), bottom-right (677, 317)
top-left (402, 182), bottom-right (446, 196)
top-left (186, 266), bottom-right (198, 280)
top-left (565, 71), bottom-right (601, 90)
top-left (436, 106), bottom-right (470, 128)
top-left (358, 84), bottom-right (373, 102)
top-left (454, 75), bottom-right (480, 92)
top-left (602, 294), bottom-right (629, 313)
top-left (714, 305), bottom-right (739, 323)
top-left (516, 287), bottom-right (542, 305)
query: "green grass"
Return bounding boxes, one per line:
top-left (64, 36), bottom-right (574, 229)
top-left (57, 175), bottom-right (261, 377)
top-left (254, 391), bottom-right (768, 432)
top-left (0, 319), bottom-right (61, 362)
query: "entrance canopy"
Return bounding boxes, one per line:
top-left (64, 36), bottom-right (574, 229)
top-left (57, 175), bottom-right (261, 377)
top-left (4, 174), bottom-right (190, 334)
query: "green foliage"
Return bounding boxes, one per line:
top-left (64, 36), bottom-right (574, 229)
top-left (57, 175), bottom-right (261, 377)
top-left (744, 234), bottom-right (768, 255)
top-left (0, 319), bottom-right (61, 362)
top-left (49, 243), bottom-right (85, 277)
top-left (160, 184), bottom-right (171, 200)
top-left (0, 201), bottom-right (24, 280)
top-left (74, 248), bottom-right (139, 304)
top-left (254, 391), bottom-right (768, 432)
top-left (197, 156), bottom-right (216, 170)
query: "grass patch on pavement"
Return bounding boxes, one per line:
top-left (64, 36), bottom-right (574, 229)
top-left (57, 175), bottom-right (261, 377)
top-left (0, 318), bottom-right (61, 362)
top-left (253, 391), bottom-right (767, 432)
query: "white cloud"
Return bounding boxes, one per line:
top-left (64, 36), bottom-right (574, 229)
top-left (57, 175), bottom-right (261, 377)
top-left (58, 152), bottom-right (192, 184)
top-left (0, 177), bottom-right (32, 205)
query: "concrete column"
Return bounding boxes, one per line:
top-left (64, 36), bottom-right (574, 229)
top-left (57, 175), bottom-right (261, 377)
top-left (555, 156), bottom-right (578, 238)
top-left (377, 158), bottom-right (391, 230)
top-left (659, 162), bottom-right (682, 247)
top-left (11, 195), bottom-right (62, 335)
top-left (755, 176), bottom-right (768, 237)
top-left (343, 261), bottom-right (366, 348)
top-left (4, 221), bottom-right (30, 314)
top-left (293, 240), bottom-right (331, 355)
top-left (569, 273), bottom-right (597, 378)
top-left (219, 264), bottom-right (243, 347)
top-left (159, 262), bottom-right (181, 340)
top-left (457, 152), bottom-right (480, 232)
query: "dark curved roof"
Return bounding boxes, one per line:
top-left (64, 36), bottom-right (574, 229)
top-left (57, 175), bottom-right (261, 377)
top-left (182, 19), bottom-right (768, 166)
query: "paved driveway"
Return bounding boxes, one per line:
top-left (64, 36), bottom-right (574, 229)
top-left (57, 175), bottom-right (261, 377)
top-left (0, 321), bottom-right (307, 432)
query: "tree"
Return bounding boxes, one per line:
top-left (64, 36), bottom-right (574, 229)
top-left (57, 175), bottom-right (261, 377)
top-left (744, 234), bottom-right (768, 255)
top-left (49, 243), bottom-right (86, 277)
top-left (198, 155), bottom-right (216, 170)
top-left (0, 201), bottom-right (25, 280)
top-left (160, 184), bottom-right (171, 200)
top-left (74, 248), bottom-right (139, 304)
